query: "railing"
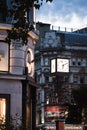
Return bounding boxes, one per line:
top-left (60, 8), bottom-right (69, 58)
top-left (51, 25), bottom-right (87, 33)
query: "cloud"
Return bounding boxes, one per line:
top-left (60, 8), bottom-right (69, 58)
top-left (36, 0), bottom-right (87, 28)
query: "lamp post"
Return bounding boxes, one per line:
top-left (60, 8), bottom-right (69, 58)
top-left (50, 57), bottom-right (70, 103)
top-left (50, 57), bottom-right (69, 130)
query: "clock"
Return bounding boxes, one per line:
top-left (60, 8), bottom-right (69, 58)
top-left (51, 59), bottom-right (56, 73)
top-left (57, 58), bottom-right (69, 72)
top-left (26, 48), bottom-right (34, 77)
top-left (0, 42), bottom-right (8, 71)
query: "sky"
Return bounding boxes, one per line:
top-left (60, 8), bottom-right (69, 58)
top-left (36, 0), bottom-right (87, 30)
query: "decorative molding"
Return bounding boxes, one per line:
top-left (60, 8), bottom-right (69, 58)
top-left (29, 31), bottom-right (39, 40)
top-left (0, 24), bottom-right (39, 41)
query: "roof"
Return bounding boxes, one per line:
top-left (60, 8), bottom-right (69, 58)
top-left (57, 30), bottom-right (87, 45)
top-left (64, 32), bottom-right (87, 44)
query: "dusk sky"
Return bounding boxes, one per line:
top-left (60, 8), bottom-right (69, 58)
top-left (36, 0), bottom-right (87, 30)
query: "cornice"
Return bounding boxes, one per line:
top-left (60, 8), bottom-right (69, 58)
top-left (0, 73), bottom-right (26, 80)
top-left (0, 23), bottom-right (39, 41)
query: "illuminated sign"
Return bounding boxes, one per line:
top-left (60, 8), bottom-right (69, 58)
top-left (45, 106), bottom-right (66, 118)
top-left (65, 124), bottom-right (83, 130)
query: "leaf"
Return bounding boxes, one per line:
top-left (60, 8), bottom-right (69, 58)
top-left (6, 0), bottom-right (53, 45)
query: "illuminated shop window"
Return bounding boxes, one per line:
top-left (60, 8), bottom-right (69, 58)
top-left (0, 98), bottom-right (6, 122)
top-left (0, 95), bottom-right (10, 128)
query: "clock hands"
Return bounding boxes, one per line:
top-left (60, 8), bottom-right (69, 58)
top-left (57, 59), bottom-right (69, 72)
top-left (62, 63), bottom-right (68, 69)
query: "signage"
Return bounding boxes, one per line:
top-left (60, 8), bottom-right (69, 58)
top-left (65, 124), bottom-right (83, 130)
top-left (45, 106), bottom-right (66, 118)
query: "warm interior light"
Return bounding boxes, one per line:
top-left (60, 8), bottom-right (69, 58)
top-left (0, 98), bottom-right (6, 122)
top-left (0, 53), bottom-right (4, 61)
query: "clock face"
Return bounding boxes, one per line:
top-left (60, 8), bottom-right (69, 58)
top-left (57, 58), bottom-right (69, 72)
top-left (51, 59), bottom-right (56, 73)
top-left (0, 42), bottom-right (9, 71)
top-left (26, 48), bottom-right (34, 77)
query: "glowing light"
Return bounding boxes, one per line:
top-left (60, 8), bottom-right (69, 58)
top-left (0, 98), bottom-right (6, 122)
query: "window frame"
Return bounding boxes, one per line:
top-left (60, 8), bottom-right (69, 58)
top-left (0, 94), bottom-right (10, 126)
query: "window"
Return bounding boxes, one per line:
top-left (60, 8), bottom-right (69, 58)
top-left (0, 94), bottom-right (10, 125)
top-left (82, 59), bottom-right (86, 66)
top-left (72, 61), bottom-right (76, 66)
top-left (73, 75), bottom-right (78, 83)
top-left (77, 58), bottom-right (82, 66)
top-left (44, 58), bottom-right (49, 66)
top-left (46, 97), bottom-right (49, 104)
top-left (80, 77), bottom-right (84, 84)
top-left (78, 61), bottom-right (81, 66)
top-left (0, 98), bottom-right (6, 121)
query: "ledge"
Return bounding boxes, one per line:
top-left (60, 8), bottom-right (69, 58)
top-left (0, 23), bottom-right (12, 30)
top-left (0, 23), bottom-right (39, 40)
top-left (0, 73), bottom-right (26, 80)
top-left (28, 31), bottom-right (39, 40)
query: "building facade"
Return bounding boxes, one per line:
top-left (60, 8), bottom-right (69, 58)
top-left (35, 22), bottom-right (87, 130)
top-left (0, 0), bottom-right (38, 130)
